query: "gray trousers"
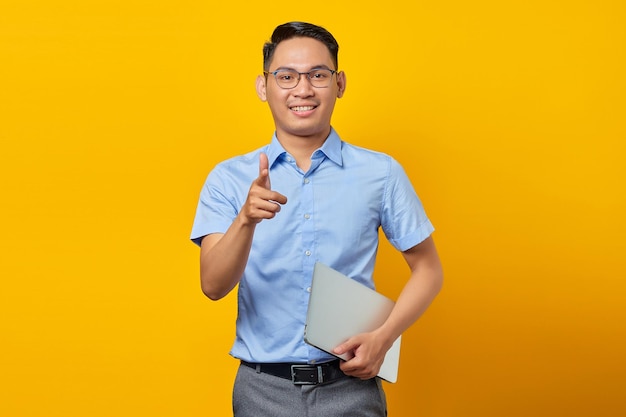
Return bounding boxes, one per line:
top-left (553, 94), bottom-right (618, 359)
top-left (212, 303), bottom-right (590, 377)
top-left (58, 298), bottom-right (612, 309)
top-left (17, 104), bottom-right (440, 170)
top-left (233, 362), bottom-right (387, 417)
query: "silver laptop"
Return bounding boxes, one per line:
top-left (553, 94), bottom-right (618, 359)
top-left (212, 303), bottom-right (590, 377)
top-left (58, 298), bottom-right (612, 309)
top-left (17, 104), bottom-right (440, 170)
top-left (304, 262), bottom-right (402, 383)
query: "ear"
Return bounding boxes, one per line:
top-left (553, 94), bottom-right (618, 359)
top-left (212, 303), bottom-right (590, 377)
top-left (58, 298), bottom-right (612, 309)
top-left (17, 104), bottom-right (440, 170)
top-left (256, 75), bottom-right (267, 101)
top-left (336, 71), bottom-right (346, 98)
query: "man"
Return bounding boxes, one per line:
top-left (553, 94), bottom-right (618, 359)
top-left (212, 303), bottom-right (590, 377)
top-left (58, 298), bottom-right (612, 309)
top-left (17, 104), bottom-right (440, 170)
top-left (191, 21), bottom-right (443, 417)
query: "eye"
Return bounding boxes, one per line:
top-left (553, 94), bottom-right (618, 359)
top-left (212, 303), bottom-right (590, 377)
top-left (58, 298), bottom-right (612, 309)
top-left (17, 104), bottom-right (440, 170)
top-left (311, 70), bottom-right (330, 79)
top-left (276, 71), bottom-right (296, 81)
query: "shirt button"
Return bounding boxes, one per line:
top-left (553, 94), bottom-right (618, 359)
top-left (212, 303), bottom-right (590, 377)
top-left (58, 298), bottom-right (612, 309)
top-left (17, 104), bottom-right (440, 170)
top-left (306, 287), bottom-right (312, 293)
top-left (303, 178), bottom-right (310, 184)
top-left (304, 213), bottom-right (311, 219)
top-left (305, 250), bottom-right (311, 256)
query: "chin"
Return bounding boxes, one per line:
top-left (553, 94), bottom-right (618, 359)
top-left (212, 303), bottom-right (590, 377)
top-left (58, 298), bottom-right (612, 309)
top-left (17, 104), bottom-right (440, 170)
top-left (286, 121), bottom-right (330, 137)
top-left (289, 129), bottom-right (327, 139)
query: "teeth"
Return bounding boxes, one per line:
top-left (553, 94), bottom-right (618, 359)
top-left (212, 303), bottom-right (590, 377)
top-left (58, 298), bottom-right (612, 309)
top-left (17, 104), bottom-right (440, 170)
top-left (291, 106), bottom-right (315, 111)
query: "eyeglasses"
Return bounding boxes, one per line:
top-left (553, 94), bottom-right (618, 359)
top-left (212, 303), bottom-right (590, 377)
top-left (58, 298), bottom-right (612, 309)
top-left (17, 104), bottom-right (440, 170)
top-left (264, 68), bottom-right (337, 89)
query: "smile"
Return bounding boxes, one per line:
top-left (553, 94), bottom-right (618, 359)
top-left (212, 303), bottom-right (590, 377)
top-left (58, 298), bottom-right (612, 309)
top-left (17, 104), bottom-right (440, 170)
top-left (290, 106), bottom-right (316, 112)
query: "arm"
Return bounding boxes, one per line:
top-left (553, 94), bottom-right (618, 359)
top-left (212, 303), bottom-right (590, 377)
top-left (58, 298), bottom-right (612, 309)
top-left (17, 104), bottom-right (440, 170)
top-left (199, 153), bottom-right (287, 300)
top-left (335, 236), bottom-right (443, 379)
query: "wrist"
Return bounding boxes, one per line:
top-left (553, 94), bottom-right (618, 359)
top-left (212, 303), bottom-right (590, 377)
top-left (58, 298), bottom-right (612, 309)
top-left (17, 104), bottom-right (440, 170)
top-left (235, 211), bottom-right (259, 228)
top-left (373, 325), bottom-right (398, 352)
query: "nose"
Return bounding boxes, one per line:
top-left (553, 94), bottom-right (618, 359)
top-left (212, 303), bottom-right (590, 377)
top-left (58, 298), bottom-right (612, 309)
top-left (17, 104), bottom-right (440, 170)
top-left (292, 73), bottom-right (315, 97)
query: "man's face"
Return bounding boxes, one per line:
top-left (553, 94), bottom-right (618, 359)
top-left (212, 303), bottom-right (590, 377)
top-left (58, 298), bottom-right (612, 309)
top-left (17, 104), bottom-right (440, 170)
top-left (256, 37), bottom-right (346, 143)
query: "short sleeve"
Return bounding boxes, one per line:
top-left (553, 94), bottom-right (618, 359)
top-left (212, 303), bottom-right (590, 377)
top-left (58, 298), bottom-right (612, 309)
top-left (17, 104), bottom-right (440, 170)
top-left (380, 158), bottom-right (434, 251)
top-left (190, 168), bottom-right (240, 246)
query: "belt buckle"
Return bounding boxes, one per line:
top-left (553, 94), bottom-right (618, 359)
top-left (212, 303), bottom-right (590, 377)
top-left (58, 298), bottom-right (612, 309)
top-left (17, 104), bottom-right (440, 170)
top-left (291, 364), bottom-right (324, 385)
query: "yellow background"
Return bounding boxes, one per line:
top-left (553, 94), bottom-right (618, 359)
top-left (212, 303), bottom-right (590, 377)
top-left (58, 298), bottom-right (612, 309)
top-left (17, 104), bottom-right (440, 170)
top-left (1, 1), bottom-right (624, 416)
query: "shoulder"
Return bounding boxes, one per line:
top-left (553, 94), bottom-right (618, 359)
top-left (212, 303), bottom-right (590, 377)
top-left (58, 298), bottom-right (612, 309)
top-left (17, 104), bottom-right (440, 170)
top-left (213, 146), bottom-right (266, 171)
top-left (201, 146), bottom-right (268, 193)
top-left (208, 146), bottom-right (268, 179)
top-left (340, 141), bottom-right (404, 173)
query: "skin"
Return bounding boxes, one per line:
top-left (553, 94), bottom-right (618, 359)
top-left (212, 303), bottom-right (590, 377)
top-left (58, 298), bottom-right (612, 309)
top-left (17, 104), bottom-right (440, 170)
top-left (256, 37), bottom-right (346, 171)
top-left (199, 36), bottom-right (443, 379)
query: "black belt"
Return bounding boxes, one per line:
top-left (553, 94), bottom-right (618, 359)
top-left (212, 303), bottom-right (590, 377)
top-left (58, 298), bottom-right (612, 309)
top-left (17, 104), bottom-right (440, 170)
top-left (241, 360), bottom-right (347, 385)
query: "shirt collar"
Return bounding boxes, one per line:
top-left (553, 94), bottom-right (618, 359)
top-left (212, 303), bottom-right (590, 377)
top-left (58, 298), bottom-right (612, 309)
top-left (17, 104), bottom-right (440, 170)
top-left (266, 127), bottom-right (343, 168)
top-left (318, 128), bottom-right (343, 166)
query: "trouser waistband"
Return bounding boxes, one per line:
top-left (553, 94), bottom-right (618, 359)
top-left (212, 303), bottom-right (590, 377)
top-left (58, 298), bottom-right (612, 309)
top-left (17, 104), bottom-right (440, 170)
top-left (241, 359), bottom-right (347, 385)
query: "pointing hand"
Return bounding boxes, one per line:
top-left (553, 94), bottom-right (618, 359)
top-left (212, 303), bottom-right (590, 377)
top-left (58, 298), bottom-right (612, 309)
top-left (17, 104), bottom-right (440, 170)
top-left (240, 153), bottom-right (287, 225)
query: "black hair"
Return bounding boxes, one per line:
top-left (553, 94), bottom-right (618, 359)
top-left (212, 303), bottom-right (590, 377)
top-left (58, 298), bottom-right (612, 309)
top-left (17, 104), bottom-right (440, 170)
top-left (263, 21), bottom-right (339, 71)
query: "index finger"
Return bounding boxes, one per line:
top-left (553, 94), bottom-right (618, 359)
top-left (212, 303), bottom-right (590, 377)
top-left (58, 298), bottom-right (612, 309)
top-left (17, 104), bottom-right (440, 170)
top-left (258, 152), bottom-right (270, 190)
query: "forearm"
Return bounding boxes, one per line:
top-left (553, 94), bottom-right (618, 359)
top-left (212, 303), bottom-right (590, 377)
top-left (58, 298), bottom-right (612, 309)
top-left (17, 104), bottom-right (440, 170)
top-left (377, 238), bottom-right (443, 348)
top-left (335, 241), bottom-right (442, 379)
top-left (197, 153), bottom-right (288, 300)
top-left (377, 266), bottom-right (443, 347)
top-left (200, 215), bottom-right (256, 300)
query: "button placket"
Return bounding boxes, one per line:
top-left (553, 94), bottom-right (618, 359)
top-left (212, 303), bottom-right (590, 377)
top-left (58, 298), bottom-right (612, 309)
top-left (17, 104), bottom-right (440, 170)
top-left (301, 175), bottom-right (315, 294)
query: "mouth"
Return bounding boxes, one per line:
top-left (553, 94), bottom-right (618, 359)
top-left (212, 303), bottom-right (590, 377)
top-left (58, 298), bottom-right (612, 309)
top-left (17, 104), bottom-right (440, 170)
top-left (290, 105), bottom-right (317, 112)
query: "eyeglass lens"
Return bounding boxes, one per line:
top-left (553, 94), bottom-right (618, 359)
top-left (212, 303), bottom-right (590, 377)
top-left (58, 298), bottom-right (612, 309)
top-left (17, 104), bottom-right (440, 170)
top-left (273, 69), bottom-right (334, 89)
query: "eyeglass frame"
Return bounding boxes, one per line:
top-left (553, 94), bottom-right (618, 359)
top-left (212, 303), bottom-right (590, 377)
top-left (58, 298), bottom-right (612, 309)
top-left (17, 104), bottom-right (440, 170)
top-left (263, 68), bottom-right (338, 89)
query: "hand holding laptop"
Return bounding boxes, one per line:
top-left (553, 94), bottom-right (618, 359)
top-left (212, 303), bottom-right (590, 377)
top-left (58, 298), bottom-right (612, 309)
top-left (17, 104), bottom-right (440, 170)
top-left (304, 262), bottom-right (402, 383)
top-left (333, 330), bottom-right (393, 380)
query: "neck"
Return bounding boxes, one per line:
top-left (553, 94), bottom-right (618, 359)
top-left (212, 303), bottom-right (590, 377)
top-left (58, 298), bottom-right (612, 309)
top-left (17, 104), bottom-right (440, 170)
top-left (276, 128), bottom-right (330, 171)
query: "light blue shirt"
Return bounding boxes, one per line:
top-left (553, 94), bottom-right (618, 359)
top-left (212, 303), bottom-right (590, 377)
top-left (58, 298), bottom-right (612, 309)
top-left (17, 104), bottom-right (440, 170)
top-left (190, 128), bottom-right (434, 363)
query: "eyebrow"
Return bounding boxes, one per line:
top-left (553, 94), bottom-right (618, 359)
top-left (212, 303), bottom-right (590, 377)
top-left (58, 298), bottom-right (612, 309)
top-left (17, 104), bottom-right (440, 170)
top-left (271, 64), bottom-right (333, 72)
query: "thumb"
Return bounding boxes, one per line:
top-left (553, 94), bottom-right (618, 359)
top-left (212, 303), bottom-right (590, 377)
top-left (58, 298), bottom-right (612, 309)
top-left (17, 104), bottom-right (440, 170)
top-left (258, 152), bottom-right (271, 190)
top-left (334, 337), bottom-right (359, 357)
